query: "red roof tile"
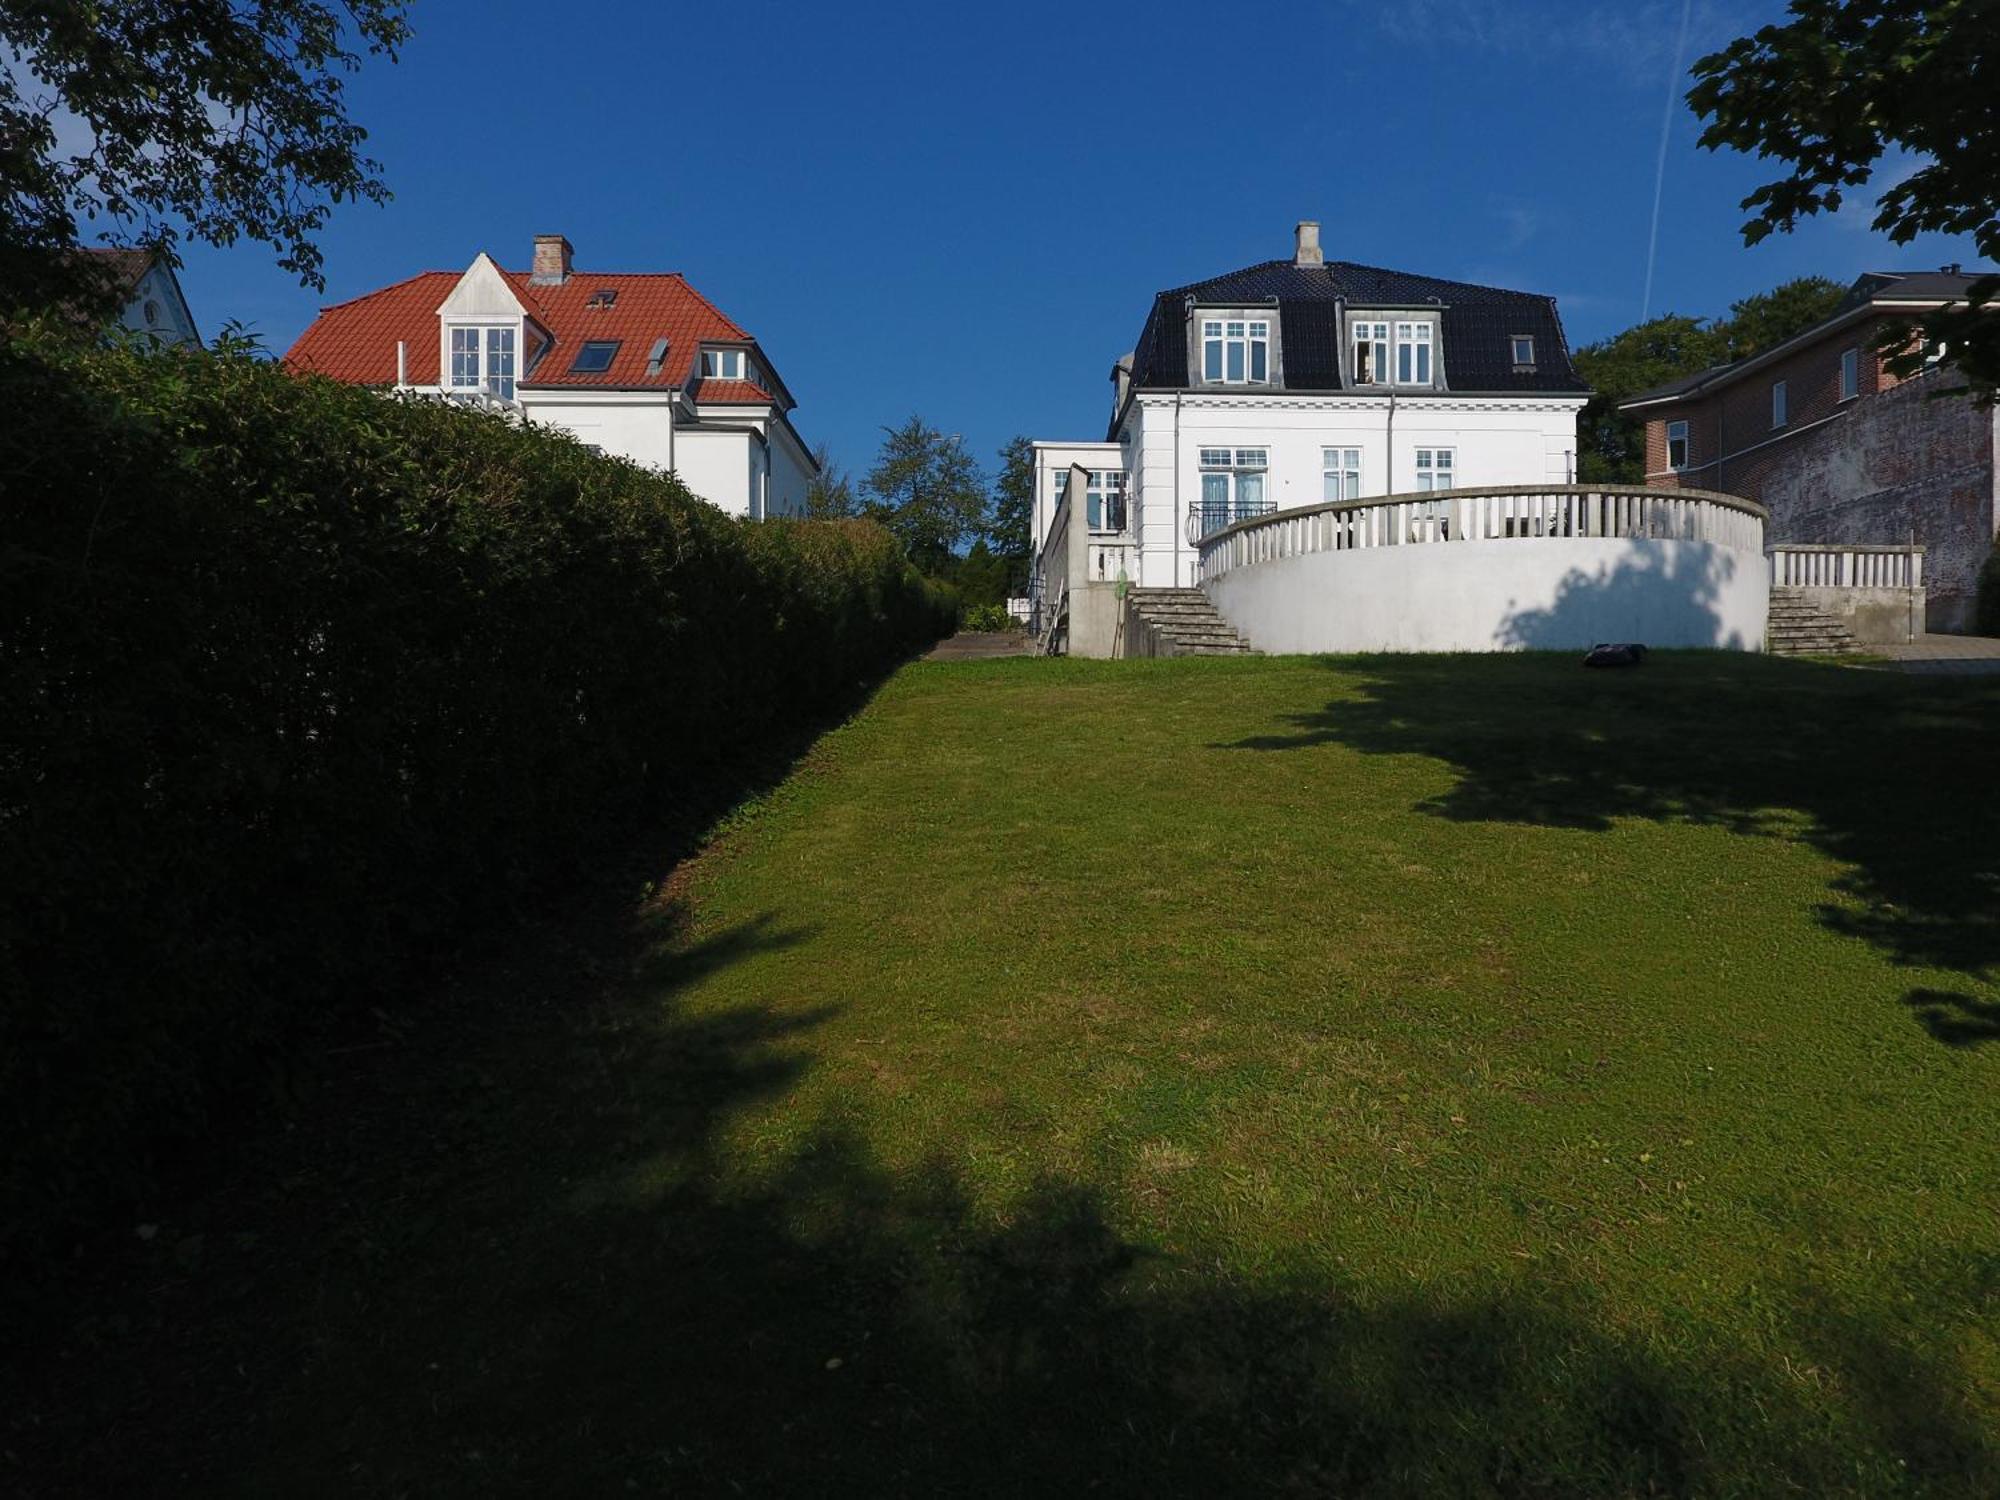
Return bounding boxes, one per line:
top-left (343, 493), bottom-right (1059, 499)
top-left (283, 264), bottom-right (778, 397)
top-left (694, 378), bottom-right (776, 405)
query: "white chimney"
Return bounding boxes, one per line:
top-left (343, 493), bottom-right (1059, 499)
top-left (1294, 220), bottom-right (1324, 268)
top-left (532, 234), bottom-right (573, 285)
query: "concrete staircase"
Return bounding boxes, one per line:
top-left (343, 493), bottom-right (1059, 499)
top-left (1767, 587), bottom-right (1860, 657)
top-left (1126, 588), bottom-right (1255, 656)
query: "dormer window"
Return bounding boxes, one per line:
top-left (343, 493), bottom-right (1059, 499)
top-left (1200, 317), bottom-right (1270, 383)
top-left (449, 325), bottom-right (516, 400)
top-left (1395, 322), bottom-right (1434, 384)
top-left (702, 348), bottom-right (745, 380)
top-left (1511, 335), bottom-right (1536, 370)
top-left (1352, 321), bottom-right (1389, 384)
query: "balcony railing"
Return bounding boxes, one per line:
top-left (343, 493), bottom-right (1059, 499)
top-left (1198, 484), bottom-right (1768, 586)
top-left (1186, 498), bottom-right (1276, 542)
top-left (1769, 544), bottom-right (1923, 589)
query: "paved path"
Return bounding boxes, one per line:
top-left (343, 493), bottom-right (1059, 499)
top-left (1877, 634), bottom-right (2000, 675)
top-left (924, 631), bottom-right (1034, 662)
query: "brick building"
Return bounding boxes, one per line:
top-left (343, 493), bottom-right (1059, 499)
top-left (1621, 270), bottom-right (2000, 631)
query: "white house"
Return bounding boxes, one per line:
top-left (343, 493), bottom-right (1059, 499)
top-left (285, 235), bottom-right (816, 518)
top-left (1032, 222), bottom-right (1590, 592)
top-left (78, 247), bottom-right (200, 346)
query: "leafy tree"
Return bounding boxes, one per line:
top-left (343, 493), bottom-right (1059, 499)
top-left (1720, 276), bottom-right (1849, 360)
top-left (953, 538), bottom-right (1009, 609)
top-left (1689, 0), bottom-right (2000, 398)
top-left (1574, 316), bottom-right (1731, 482)
top-left (990, 435), bottom-right (1034, 593)
top-left (0, 1), bottom-right (411, 313)
top-left (804, 442), bottom-right (858, 519)
top-left (862, 416), bottom-right (989, 575)
top-left (1573, 277), bottom-right (1859, 481)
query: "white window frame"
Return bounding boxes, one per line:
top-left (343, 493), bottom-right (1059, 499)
top-left (1352, 320), bottom-right (1390, 385)
top-left (1200, 315), bottom-right (1271, 384)
top-left (702, 348), bottom-right (746, 380)
top-left (447, 323), bottom-right (516, 400)
top-left (1840, 347), bottom-right (1860, 401)
top-left (1511, 334), bottom-right (1536, 368)
top-left (1771, 379), bottom-right (1788, 429)
top-left (1413, 447), bottom-right (1455, 493)
top-left (1666, 419), bottom-right (1689, 470)
top-left (1197, 447), bottom-right (1270, 524)
top-left (1394, 321), bottom-right (1435, 385)
top-left (1321, 447), bottom-right (1361, 503)
top-left (1051, 468), bottom-right (1128, 534)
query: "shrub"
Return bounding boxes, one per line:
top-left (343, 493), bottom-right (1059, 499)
top-left (0, 336), bottom-right (954, 1266)
top-left (963, 602), bottom-right (1017, 632)
top-left (1976, 547), bottom-right (2000, 637)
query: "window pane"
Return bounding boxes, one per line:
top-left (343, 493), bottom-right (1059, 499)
top-left (1204, 341), bottom-right (1222, 380)
top-left (1226, 342), bottom-right (1244, 381)
top-left (1397, 344), bottom-right (1412, 382)
top-left (1236, 449), bottom-right (1267, 468)
top-left (1087, 491), bottom-right (1102, 529)
top-left (1416, 345), bottom-right (1431, 383)
top-left (1236, 473), bottom-right (1264, 508)
top-left (1201, 473), bottom-right (1229, 504)
top-left (1249, 341), bottom-right (1267, 381)
top-left (1199, 449), bottom-right (1231, 467)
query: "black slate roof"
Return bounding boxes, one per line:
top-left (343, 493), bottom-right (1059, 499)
top-left (1121, 258), bottom-right (1588, 427)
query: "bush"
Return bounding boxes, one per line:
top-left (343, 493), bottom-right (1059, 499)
top-left (1976, 548), bottom-right (2000, 637)
top-left (0, 335), bottom-right (954, 1266)
top-left (962, 602), bottom-right (1017, 632)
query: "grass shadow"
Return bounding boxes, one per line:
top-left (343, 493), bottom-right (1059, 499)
top-left (1215, 653), bottom-right (2000, 1041)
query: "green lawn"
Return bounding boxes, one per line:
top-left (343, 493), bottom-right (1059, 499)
top-left (12, 653), bottom-right (2000, 1497)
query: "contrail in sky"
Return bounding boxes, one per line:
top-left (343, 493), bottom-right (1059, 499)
top-left (1642, 0), bottom-right (1696, 321)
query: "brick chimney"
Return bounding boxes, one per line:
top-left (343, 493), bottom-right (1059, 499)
top-left (532, 234), bottom-right (573, 285)
top-left (1294, 220), bottom-right (1324, 268)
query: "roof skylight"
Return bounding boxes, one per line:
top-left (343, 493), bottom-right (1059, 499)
top-left (569, 340), bottom-right (620, 373)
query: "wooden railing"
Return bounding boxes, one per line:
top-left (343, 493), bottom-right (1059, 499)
top-left (1769, 544), bottom-right (1924, 589)
top-left (1198, 484), bottom-right (1768, 586)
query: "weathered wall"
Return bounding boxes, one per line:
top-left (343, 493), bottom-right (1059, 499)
top-left (1757, 374), bottom-right (1998, 632)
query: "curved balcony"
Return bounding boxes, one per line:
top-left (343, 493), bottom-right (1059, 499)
top-left (1197, 484), bottom-right (1769, 654)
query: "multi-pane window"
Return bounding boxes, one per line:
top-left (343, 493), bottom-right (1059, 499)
top-left (1394, 322), bottom-right (1434, 384)
top-left (1201, 318), bottom-right (1271, 383)
top-left (449, 325), bottom-right (515, 399)
top-left (703, 349), bottom-right (746, 379)
top-left (1666, 419), bottom-right (1689, 470)
top-left (1771, 379), bottom-right (1788, 428)
top-left (1840, 347), bottom-right (1860, 400)
top-left (1414, 448), bottom-right (1455, 491)
top-left (1352, 321), bottom-right (1390, 384)
top-left (1051, 469), bottom-right (1128, 532)
top-left (484, 327), bottom-right (515, 400)
top-left (1197, 447), bottom-right (1269, 532)
top-left (1321, 447), bottom-right (1361, 502)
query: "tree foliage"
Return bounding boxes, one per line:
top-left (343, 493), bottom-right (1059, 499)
top-left (1689, 0), bottom-right (2000, 399)
top-left (863, 416), bottom-right (989, 575)
top-left (804, 442), bottom-right (859, 519)
top-left (990, 435), bottom-right (1034, 593)
top-left (0, 0), bottom-right (410, 311)
top-left (1574, 278), bottom-right (1854, 481)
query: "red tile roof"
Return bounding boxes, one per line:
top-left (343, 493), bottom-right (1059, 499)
top-left (694, 378), bottom-right (776, 405)
top-left (283, 263), bottom-right (781, 398)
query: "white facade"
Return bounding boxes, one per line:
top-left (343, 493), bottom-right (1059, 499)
top-left (118, 259), bottom-right (200, 347)
top-left (1036, 392), bottom-right (1584, 590)
top-left (378, 250), bottom-right (812, 519)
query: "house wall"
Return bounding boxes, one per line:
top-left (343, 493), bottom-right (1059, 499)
top-left (1118, 393), bottom-right (1583, 588)
top-left (1645, 317), bottom-right (1905, 494)
top-left (119, 264), bottom-right (199, 346)
top-left (518, 392), bottom-right (679, 471)
top-left (1755, 371), bottom-right (1999, 632)
top-left (1031, 440), bottom-right (1126, 555)
top-left (673, 426), bottom-right (756, 516)
top-left (766, 419), bottom-right (815, 518)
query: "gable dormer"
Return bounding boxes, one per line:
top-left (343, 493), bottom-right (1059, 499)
top-left (436, 253), bottom-right (530, 401)
top-left (1188, 306), bottom-right (1283, 388)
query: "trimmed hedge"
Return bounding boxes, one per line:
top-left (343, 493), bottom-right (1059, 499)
top-left (0, 336), bottom-right (955, 1265)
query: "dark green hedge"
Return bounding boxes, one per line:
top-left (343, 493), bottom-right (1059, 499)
top-left (0, 336), bottom-right (955, 1265)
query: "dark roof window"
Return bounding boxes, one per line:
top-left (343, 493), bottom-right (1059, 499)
top-left (569, 339), bottom-right (620, 373)
top-left (585, 288), bottom-right (618, 309)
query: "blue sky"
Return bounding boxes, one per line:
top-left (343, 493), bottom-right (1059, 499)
top-left (165, 0), bottom-right (1986, 486)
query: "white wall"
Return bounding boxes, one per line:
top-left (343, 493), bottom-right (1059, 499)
top-left (674, 426), bottom-right (755, 515)
top-left (767, 422), bottom-right (814, 518)
top-left (1121, 393), bottom-right (1586, 589)
top-left (1030, 440), bottom-right (1124, 552)
top-left (121, 265), bottom-right (199, 346)
top-left (1206, 536), bottom-right (1768, 654)
top-left (519, 392), bottom-right (678, 471)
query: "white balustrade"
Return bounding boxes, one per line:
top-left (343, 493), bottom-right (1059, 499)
top-left (1768, 544), bottom-right (1923, 590)
top-left (1198, 484), bottom-right (1769, 587)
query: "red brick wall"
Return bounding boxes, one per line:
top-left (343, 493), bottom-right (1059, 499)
top-left (1639, 317), bottom-right (1911, 498)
